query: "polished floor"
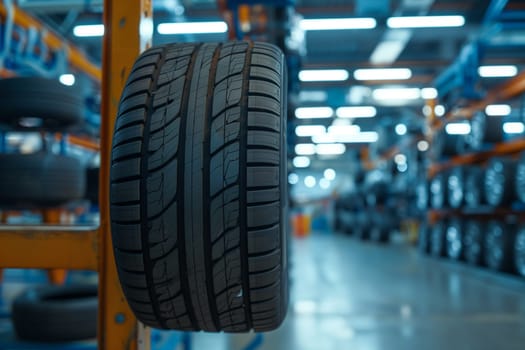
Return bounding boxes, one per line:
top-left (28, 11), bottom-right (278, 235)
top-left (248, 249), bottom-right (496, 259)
top-left (195, 231), bottom-right (525, 350)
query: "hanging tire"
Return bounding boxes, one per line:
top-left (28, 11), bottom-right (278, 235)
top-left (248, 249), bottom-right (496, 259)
top-left (467, 112), bottom-right (503, 150)
top-left (464, 220), bottom-right (485, 265)
top-left (484, 158), bottom-right (516, 207)
top-left (110, 42), bottom-right (288, 332)
top-left (430, 220), bottom-right (447, 257)
top-left (514, 227), bottom-right (525, 277)
top-left (445, 218), bottom-right (463, 260)
top-left (11, 285), bottom-right (97, 342)
top-left (484, 221), bottom-right (515, 272)
top-left (0, 152), bottom-right (85, 208)
top-left (447, 167), bottom-right (465, 209)
top-left (515, 152), bottom-right (525, 204)
top-left (0, 77), bottom-right (84, 131)
top-left (464, 166), bottom-right (485, 208)
top-left (430, 173), bottom-right (448, 209)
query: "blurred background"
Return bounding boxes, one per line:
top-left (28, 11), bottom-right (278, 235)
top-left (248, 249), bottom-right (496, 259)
top-left (1, 0), bottom-right (525, 349)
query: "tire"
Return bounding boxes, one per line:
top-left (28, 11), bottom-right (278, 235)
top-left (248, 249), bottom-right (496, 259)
top-left (445, 218), bottom-right (463, 260)
top-left (432, 130), bottom-right (461, 159)
top-left (464, 220), bottom-right (485, 265)
top-left (467, 112), bottom-right (503, 150)
top-left (484, 158), bottom-right (516, 207)
top-left (430, 221), bottom-right (447, 257)
top-left (418, 222), bottom-right (430, 253)
top-left (0, 152), bottom-right (85, 208)
top-left (515, 152), bottom-right (525, 204)
top-left (447, 167), bottom-right (465, 209)
top-left (0, 77), bottom-right (83, 131)
top-left (109, 42), bottom-right (288, 332)
top-left (12, 285), bottom-right (97, 342)
top-left (369, 211), bottom-right (390, 243)
top-left (464, 167), bottom-right (485, 207)
top-left (430, 173), bottom-right (448, 209)
top-left (484, 221), bottom-right (515, 272)
top-left (85, 167), bottom-right (99, 203)
top-left (355, 212), bottom-right (371, 240)
top-left (514, 227), bottom-right (525, 277)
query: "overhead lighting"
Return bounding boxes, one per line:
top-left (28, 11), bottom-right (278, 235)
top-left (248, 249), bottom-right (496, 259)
top-left (327, 125), bottom-right (361, 135)
top-left (394, 154), bottom-right (407, 165)
top-left (298, 91), bottom-right (328, 102)
top-left (445, 122), bottom-right (471, 135)
top-left (295, 125), bottom-right (326, 137)
top-left (321, 131), bottom-right (378, 143)
top-left (299, 69), bottom-right (349, 82)
top-left (319, 178), bottom-right (331, 190)
top-left (503, 122), bottom-right (524, 134)
top-left (288, 173), bottom-right (299, 185)
top-left (293, 156), bottom-right (311, 168)
top-left (59, 74), bottom-right (75, 86)
top-left (312, 133), bottom-right (337, 144)
top-left (387, 15), bottom-right (465, 29)
top-left (73, 24), bottom-right (104, 37)
top-left (353, 68), bottom-right (412, 81)
top-left (373, 88), bottom-right (421, 100)
top-left (157, 21), bottom-right (228, 34)
top-left (395, 123), bottom-right (407, 136)
top-left (485, 104), bottom-right (512, 116)
top-left (435, 105), bottom-right (446, 117)
top-left (370, 29), bottom-right (412, 65)
top-left (336, 106), bottom-right (377, 118)
top-left (478, 65), bottom-right (518, 78)
top-left (316, 143), bottom-right (346, 155)
top-left (397, 163), bottom-right (408, 172)
top-left (417, 140), bottom-right (429, 152)
top-left (304, 176), bottom-right (317, 188)
top-left (324, 168), bottom-right (336, 181)
top-left (295, 107), bottom-right (334, 119)
top-left (295, 143), bottom-right (316, 156)
top-left (421, 87), bottom-right (438, 99)
top-left (299, 18), bottom-right (377, 31)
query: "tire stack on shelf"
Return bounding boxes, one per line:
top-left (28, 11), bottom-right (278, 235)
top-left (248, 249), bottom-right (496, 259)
top-left (419, 109), bottom-right (525, 279)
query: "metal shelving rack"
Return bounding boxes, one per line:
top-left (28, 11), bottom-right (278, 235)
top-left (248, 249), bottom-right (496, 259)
top-left (0, 1), bottom-right (153, 349)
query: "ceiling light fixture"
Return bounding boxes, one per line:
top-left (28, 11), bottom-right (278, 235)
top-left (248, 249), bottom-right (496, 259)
top-left (59, 74), bottom-right (75, 86)
top-left (293, 156), bottom-right (311, 168)
top-left (395, 123), bottom-right (407, 135)
top-left (372, 88), bottom-right (421, 100)
top-left (295, 143), bottom-right (317, 156)
top-left (503, 122), bottom-right (525, 134)
top-left (485, 104), bottom-right (512, 116)
top-left (295, 125), bottom-right (326, 137)
top-left (420, 87), bottom-right (438, 99)
top-left (353, 68), bottom-right (412, 81)
top-left (295, 107), bottom-right (334, 119)
top-left (299, 69), bottom-right (349, 82)
top-left (157, 21), bottom-right (228, 34)
top-left (73, 24), bottom-right (104, 37)
top-left (316, 143), bottom-right (346, 155)
top-left (478, 65), bottom-right (518, 78)
top-left (445, 122), bottom-right (471, 135)
top-left (336, 106), bottom-right (377, 118)
top-left (387, 15), bottom-right (465, 29)
top-left (299, 18), bottom-right (377, 31)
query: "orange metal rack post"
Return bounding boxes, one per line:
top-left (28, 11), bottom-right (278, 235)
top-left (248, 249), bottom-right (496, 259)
top-left (0, 1), bottom-right (153, 348)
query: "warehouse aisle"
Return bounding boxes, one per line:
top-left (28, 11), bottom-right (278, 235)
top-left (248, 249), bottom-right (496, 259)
top-left (194, 232), bottom-right (525, 350)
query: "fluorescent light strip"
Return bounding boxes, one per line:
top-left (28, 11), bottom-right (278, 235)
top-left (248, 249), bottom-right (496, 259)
top-left (293, 156), bottom-right (310, 168)
top-left (373, 88), bottom-right (421, 100)
top-left (295, 107), bottom-right (334, 119)
top-left (387, 15), bottom-right (465, 28)
top-left (445, 123), bottom-right (471, 135)
top-left (299, 69), bottom-right (349, 82)
top-left (295, 125), bottom-right (326, 137)
top-left (295, 143), bottom-right (316, 156)
top-left (503, 122), bottom-right (524, 134)
top-left (353, 68), bottom-right (412, 81)
top-left (478, 65), bottom-right (518, 78)
top-left (298, 91), bottom-right (328, 102)
top-left (313, 131), bottom-right (378, 144)
top-left (485, 104), bottom-right (511, 116)
top-left (59, 74), bottom-right (75, 86)
top-left (421, 87), bottom-right (438, 99)
top-left (73, 24), bottom-right (104, 37)
top-left (300, 18), bottom-right (377, 31)
top-left (316, 143), bottom-right (346, 155)
top-left (336, 106), bottom-right (377, 118)
top-left (157, 21), bottom-right (228, 34)
top-left (327, 125), bottom-right (361, 135)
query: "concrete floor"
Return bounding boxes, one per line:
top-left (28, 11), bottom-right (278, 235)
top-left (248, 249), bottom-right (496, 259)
top-left (195, 232), bottom-right (525, 350)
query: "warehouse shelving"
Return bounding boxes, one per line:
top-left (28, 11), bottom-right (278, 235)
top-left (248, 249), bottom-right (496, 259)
top-left (0, 1), bottom-right (152, 349)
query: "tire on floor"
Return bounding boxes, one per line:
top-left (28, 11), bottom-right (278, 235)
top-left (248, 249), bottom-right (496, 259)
top-left (110, 42), bottom-right (288, 332)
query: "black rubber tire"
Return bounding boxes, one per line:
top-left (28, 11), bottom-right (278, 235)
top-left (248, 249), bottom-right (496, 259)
top-left (515, 152), bottom-right (525, 204)
top-left (85, 167), bottom-right (99, 203)
top-left (0, 77), bottom-right (83, 131)
top-left (432, 130), bottom-right (461, 159)
top-left (0, 152), bottom-right (85, 208)
top-left (484, 158), bottom-right (517, 207)
top-left (514, 227), bottom-right (525, 277)
top-left (464, 167), bottom-right (485, 208)
top-left (369, 211), bottom-right (390, 243)
top-left (354, 212), bottom-right (371, 240)
top-left (430, 173), bottom-right (448, 209)
top-left (446, 218), bottom-right (463, 260)
top-left (418, 222), bottom-right (430, 253)
top-left (467, 112), bottom-right (504, 150)
top-left (109, 42), bottom-right (288, 332)
top-left (447, 167), bottom-right (465, 209)
top-left (430, 221), bottom-right (447, 257)
top-left (12, 285), bottom-right (97, 342)
top-left (484, 221), bottom-right (515, 272)
top-left (464, 220), bottom-right (485, 266)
